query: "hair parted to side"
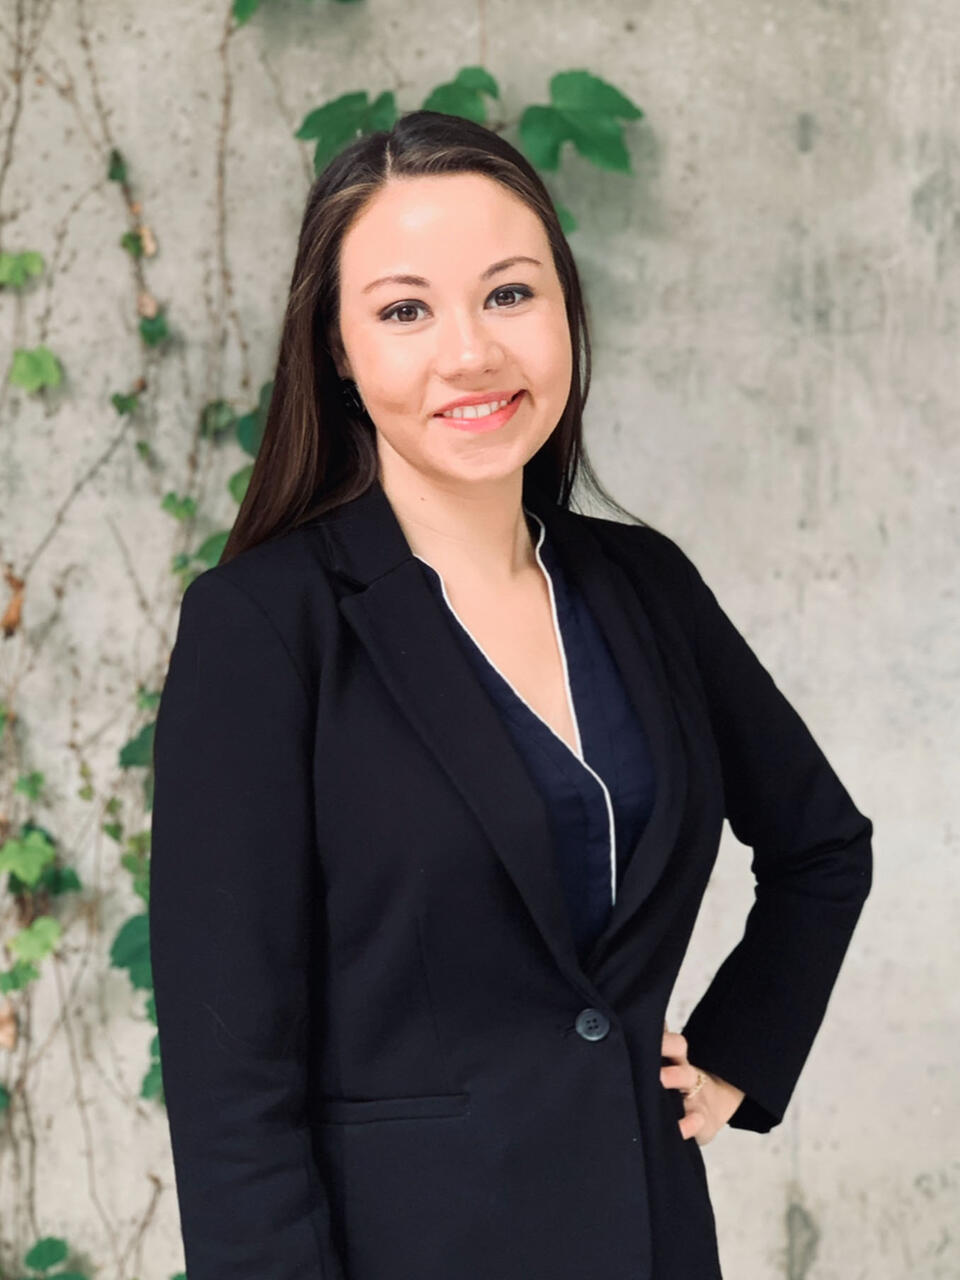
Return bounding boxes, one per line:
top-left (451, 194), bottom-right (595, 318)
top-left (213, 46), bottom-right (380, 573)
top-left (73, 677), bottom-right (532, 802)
top-left (219, 108), bottom-right (641, 565)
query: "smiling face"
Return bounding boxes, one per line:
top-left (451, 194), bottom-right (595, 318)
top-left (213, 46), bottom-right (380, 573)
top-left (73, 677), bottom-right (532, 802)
top-left (332, 172), bottom-right (573, 495)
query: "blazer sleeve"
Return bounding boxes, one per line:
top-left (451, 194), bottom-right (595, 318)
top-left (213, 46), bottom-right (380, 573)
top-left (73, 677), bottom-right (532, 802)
top-left (149, 569), bottom-right (345, 1278)
top-left (655, 533), bottom-right (874, 1134)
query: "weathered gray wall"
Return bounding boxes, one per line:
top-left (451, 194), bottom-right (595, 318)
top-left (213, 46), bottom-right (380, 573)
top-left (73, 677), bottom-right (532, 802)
top-left (0, 0), bottom-right (956, 1276)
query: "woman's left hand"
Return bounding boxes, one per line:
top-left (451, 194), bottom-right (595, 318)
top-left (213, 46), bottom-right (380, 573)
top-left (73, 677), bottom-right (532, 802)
top-left (661, 1023), bottom-right (746, 1145)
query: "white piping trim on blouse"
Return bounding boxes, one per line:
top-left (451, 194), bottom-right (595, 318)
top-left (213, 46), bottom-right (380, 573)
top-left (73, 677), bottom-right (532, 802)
top-left (413, 506), bottom-right (618, 907)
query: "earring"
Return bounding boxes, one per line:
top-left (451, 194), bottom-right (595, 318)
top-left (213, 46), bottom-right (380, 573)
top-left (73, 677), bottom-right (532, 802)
top-left (339, 377), bottom-right (368, 420)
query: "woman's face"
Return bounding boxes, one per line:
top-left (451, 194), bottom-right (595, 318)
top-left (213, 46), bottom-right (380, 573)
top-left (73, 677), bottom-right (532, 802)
top-left (333, 172), bottom-right (573, 492)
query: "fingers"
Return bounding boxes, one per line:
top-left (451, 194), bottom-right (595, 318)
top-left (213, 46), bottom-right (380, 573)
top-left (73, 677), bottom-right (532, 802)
top-left (662, 1025), bottom-right (714, 1144)
top-left (660, 1062), bottom-right (700, 1091)
top-left (678, 1109), bottom-right (707, 1142)
top-left (661, 1028), bottom-right (689, 1063)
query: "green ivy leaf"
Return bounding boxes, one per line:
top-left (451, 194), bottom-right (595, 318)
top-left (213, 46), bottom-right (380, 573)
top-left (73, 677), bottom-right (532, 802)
top-left (161, 491), bottom-right (197, 521)
top-left (422, 67), bottom-right (500, 125)
top-left (14, 769), bottom-right (44, 800)
top-left (10, 345), bottom-right (63, 393)
top-left (0, 959), bottom-right (39, 992)
top-left (141, 1057), bottom-right (164, 1101)
top-left (296, 90), bottom-right (368, 142)
top-left (550, 69), bottom-right (642, 171)
top-left (366, 89), bottom-right (396, 133)
top-left (519, 71), bottom-right (642, 174)
top-left (0, 1083), bottom-right (9, 1111)
top-left (295, 90), bottom-right (397, 174)
top-left (200, 399), bottom-right (236, 439)
top-left (551, 69), bottom-right (643, 121)
top-left (142, 1027), bottom-right (163, 1100)
top-left (39, 864), bottom-right (82, 895)
top-left (421, 82), bottom-right (487, 124)
top-left (103, 820), bottom-right (123, 842)
top-left (519, 105), bottom-right (573, 172)
top-left (119, 720), bottom-right (155, 769)
top-left (10, 915), bottom-right (61, 963)
top-left (128, 830), bottom-right (151, 856)
top-left (120, 229), bottom-right (144, 258)
top-left (0, 828), bottom-right (57, 888)
top-left (138, 687), bottom-right (162, 712)
top-left (121, 849), bottom-right (150, 905)
top-left (111, 390), bottom-right (141, 415)
top-left (233, 0), bottom-right (260, 23)
top-left (234, 379), bottom-right (273, 457)
top-left (453, 66), bottom-right (499, 98)
top-left (108, 148), bottom-right (127, 183)
top-left (228, 462), bottom-right (253, 505)
top-left (0, 249), bottom-right (45, 288)
top-left (554, 198), bottom-right (577, 234)
top-left (139, 310), bottom-right (169, 347)
top-left (295, 90), bottom-right (369, 166)
top-left (24, 1235), bottom-right (69, 1270)
top-left (560, 108), bottom-right (632, 171)
top-left (195, 530), bottom-right (229, 567)
top-left (110, 913), bottom-right (152, 990)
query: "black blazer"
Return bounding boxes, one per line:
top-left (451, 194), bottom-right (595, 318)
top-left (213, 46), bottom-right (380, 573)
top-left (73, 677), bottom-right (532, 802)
top-left (149, 475), bottom-right (873, 1280)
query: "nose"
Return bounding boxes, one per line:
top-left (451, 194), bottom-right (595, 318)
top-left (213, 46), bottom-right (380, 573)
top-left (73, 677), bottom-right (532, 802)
top-left (433, 308), bottom-right (504, 377)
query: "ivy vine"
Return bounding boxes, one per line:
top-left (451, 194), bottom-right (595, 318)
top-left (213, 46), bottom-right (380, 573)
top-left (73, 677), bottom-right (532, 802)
top-left (0, 2), bottom-right (645, 1271)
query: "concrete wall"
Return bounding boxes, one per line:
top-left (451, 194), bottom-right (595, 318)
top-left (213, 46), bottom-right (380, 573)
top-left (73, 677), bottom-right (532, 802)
top-left (0, 0), bottom-right (955, 1276)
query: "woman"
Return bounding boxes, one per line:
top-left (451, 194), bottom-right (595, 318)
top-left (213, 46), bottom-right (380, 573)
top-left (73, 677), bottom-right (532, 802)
top-left (149, 109), bottom-right (873, 1279)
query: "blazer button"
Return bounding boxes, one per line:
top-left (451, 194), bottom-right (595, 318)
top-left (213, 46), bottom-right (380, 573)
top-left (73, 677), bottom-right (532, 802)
top-left (575, 1007), bottom-right (610, 1041)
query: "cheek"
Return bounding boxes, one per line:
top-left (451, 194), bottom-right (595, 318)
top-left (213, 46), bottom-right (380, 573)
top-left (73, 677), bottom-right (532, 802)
top-left (365, 348), bottom-right (424, 410)
top-left (524, 313), bottom-right (573, 394)
top-left (344, 323), bottom-right (423, 410)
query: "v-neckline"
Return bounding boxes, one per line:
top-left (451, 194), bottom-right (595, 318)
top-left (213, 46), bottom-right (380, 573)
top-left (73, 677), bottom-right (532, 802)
top-left (413, 507), bottom-right (586, 763)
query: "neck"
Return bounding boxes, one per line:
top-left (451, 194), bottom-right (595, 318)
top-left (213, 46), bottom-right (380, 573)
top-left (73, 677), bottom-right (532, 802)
top-left (378, 452), bottom-right (536, 585)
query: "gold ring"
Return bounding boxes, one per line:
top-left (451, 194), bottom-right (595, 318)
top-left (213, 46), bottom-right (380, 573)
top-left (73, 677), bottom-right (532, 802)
top-left (684, 1069), bottom-right (705, 1098)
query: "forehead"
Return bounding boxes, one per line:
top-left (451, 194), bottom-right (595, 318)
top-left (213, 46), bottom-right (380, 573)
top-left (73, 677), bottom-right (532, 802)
top-left (338, 173), bottom-right (545, 282)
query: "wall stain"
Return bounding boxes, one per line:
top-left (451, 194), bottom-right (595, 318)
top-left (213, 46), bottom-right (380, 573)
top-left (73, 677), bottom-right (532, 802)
top-left (795, 113), bottom-right (818, 153)
top-left (786, 1196), bottom-right (821, 1280)
top-left (912, 169), bottom-right (953, 235)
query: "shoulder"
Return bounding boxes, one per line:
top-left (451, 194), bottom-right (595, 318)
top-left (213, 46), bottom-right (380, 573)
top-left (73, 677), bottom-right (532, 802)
top-left (199, 522), bottom-right (328, 603)
top-left (556, 508), bottom-right (722, 666)
top-left (566, 509), bottom-right (702, 600)
top-left (174, 524), bottom-right (335, 698)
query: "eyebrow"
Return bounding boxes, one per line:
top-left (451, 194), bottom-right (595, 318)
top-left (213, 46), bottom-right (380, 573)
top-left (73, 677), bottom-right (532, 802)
top-left (361, 255), bottom-right (543, 295)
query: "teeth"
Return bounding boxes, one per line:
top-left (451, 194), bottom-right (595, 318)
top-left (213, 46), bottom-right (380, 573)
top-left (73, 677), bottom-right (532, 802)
top-left (441, 396), bottom-right (514, 420)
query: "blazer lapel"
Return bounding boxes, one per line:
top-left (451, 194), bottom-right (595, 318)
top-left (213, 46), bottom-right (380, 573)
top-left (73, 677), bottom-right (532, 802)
top-left (308, 476), bottom-right (687, 988)
top-left (523, 489), bottom-right (689, 975)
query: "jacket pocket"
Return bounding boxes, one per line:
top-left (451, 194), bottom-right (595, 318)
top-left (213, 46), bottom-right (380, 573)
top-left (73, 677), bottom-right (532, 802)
top-left (315, 1090), bottom-right (470, 1124)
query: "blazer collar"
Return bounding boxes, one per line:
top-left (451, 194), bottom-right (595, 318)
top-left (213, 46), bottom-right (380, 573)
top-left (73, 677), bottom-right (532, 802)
top-left (308, 475), bottom-right (688, 991)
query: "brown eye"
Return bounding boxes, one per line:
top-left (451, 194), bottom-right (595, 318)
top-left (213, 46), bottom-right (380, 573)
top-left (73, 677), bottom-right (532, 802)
top-left (491, 286), bottom-right (532, 307)
top-left (380, 302), bottom-right (427, 324)
top-left (379, 285), bottom-right (533, 325)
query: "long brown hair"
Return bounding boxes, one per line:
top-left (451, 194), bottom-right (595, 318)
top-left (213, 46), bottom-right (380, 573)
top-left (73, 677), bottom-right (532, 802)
top-left (220, 108), bottom-right (639, 565)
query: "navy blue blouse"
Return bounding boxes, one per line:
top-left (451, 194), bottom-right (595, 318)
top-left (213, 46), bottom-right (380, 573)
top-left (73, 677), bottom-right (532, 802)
top-left (414, 507), bottom-right (657, 965)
